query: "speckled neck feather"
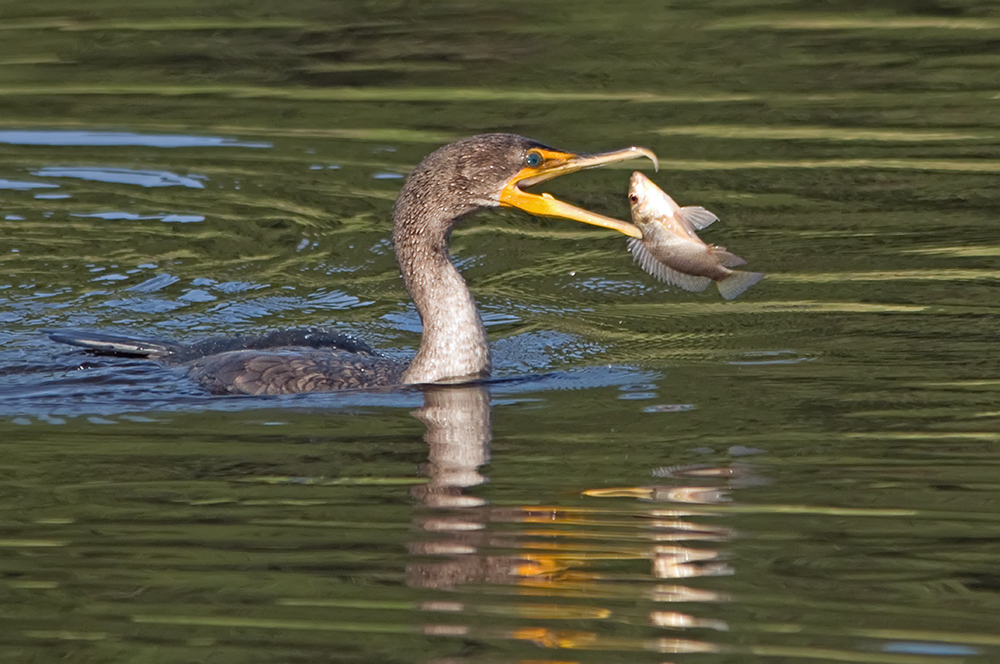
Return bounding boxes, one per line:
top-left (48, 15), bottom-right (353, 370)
top-left (392, 139), bottom-right (496, 384)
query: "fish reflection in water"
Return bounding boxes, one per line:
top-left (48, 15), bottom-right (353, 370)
top-left (407, 385), bottom-right (739, 651)
top-left (627, 172), bottom-right (764, 300)
top-left (584, 461), bottom-right (769, 634)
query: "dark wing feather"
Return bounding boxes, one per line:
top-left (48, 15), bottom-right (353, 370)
top-left (188, 349), bottom-right (407, 395)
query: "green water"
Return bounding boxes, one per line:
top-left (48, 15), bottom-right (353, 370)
top-left (2, 1), bottom-right (1000, 661)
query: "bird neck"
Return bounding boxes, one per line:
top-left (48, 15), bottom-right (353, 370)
top-left (394, 206), bottom-right (490, 385)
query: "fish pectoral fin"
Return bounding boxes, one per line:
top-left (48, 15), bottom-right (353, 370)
top-left (628, 238), bottom-right (713, 292)
top-left (678, 206), bottom-right (718, 231)
top-left (717, 271), bottom-right (765, 300)
top-left (709, 246), bottom-right (747, 267)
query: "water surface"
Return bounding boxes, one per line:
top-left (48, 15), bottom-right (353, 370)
top-left (1, 1), bottom-right (999, 661)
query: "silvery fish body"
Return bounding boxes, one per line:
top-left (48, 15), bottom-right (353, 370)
top-left (627, 172), bottom-right (764, 300)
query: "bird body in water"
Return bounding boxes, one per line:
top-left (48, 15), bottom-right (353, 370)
top-left (48, 134), bottom-right (656, 395)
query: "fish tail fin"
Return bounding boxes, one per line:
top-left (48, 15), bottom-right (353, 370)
top-left (716, 271), bottom-right (765, 300)
top-left (709, 246), bottom-right (747, 267)
top-left (678, 206), bottom-right (719, 230)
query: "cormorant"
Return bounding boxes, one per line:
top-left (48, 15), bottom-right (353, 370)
top-left (47, 133), bottom-right (656, 395)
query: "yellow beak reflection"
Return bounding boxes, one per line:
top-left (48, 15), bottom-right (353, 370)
top-left (498, 146), bottom-right (658, 239)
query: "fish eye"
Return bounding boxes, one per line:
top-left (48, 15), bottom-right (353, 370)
top-left (525, 151), bottom-right (543, 167)
top-left (628, 193), bottom-right (639, 203)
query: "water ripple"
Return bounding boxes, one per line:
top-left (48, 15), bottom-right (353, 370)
top-left (0, 129), bottom-right (270, 148)
top-left (33, 167), bottom-right (207, 188)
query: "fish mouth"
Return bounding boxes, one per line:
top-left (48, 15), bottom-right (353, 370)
top-left (498, 146), bottom-right (658, 239)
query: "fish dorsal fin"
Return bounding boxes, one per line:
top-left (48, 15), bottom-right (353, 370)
top-left (678, 206), bottom-right (718, 231)
top-left (628, 238), bottom-right (713, 292)
top-left (709, 246), bottom-right (747, 267)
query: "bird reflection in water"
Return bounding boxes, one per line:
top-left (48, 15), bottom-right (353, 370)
top-left (403, 386), bottom-right (751, 657)
top-left (406, 384), bottom-right (516, 595)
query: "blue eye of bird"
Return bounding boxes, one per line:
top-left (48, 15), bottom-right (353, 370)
top-left (525, 151), bottom-right (542, 167)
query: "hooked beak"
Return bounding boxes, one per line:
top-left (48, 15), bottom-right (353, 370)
top-left (498, 145), bottom-right (658, 239)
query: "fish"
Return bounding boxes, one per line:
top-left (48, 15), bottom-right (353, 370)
top-left (626, 172), bottom-right (764, 300)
